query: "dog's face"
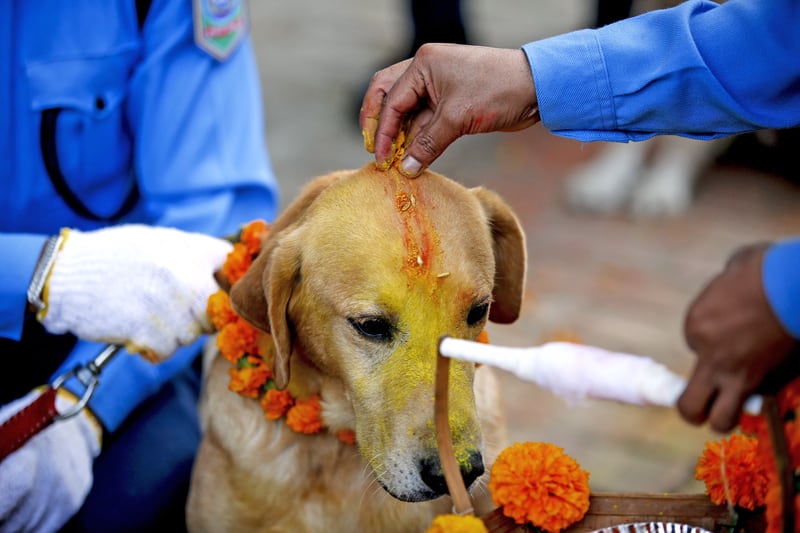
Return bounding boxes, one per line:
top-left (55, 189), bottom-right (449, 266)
top-left (231, 165), bottom-right (525, 502)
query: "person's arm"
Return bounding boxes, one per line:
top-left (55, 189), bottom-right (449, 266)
top-left (362, 0), bottom-right (799, 175)
top-left (525, 0), bottom-right (800, 142)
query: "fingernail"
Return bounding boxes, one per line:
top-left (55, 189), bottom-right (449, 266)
top-left (400, 156), bottom-right (422, 177)
top-left (362, 129), bottom-right (374, 153)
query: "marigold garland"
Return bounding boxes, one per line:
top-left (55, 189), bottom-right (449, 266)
top-left (488, 441), bottom-right (590, 532)
top-left (696, 376), bottom-right (800, 532)
top-left (207, 220), bottom-right (354, 444)
top-left (425, 514), bottom-right (488, 533)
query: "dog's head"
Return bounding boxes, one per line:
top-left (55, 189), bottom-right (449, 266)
top-left (230, 164), bottom-right (525, 502)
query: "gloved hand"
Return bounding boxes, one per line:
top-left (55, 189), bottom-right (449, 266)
top-left (0, 390), bottom-right (102, 533)
top-left (37, 225), bottom-right (232, 361)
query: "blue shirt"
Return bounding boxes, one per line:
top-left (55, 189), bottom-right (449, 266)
top-left (524, 0), bottom-right (800, 338)
top-left (0, 0), bottom-right (279, 430)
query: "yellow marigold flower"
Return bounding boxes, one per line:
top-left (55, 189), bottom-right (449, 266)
top-left (221, 242), bottom-right (253, 285)
top-left (286, 395), bottom-right (323, 434)
top-left (695, 433), bottom-right (767, 511)
top-left (426, 514), bottom-right (488, 533)
top-left (240, 219), bottom-right (269, 256)
top-left (206, 290), bottom-right (237, 331)
top-left (261, 388), bottom-right (294, 420)
top-left (216, 319), bottom-right (261, 364)
top-left (228, 364), bottom-right (271, 399)
top-left (489, 442), bottom-right (590, 533)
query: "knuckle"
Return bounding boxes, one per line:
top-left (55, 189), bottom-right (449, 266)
top-left (413, 132), bottom-right (440, 158)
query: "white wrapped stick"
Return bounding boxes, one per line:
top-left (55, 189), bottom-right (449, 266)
top-left (439, 337), bottom-right (763, 415)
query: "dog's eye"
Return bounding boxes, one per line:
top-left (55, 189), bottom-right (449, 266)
top-left (349, 317), bottom-right (395, 342)
top-left (466, 302), bottom-right (489, 327)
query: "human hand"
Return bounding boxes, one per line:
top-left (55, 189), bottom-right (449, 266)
top-left (360, 44), bottom-right (540, 177)
top-left (0, 390), bottom-right (101, 533)
top-left (678, 243), bottom-right (799, 432)
top-left (38, 225), bottom-right (232, 361)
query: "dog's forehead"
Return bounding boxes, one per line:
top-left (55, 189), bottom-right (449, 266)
top-left (303, 166), bottom-right (496, 285)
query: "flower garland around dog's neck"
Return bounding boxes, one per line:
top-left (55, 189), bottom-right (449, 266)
top-left (206, 220), bottom-right (357, 445)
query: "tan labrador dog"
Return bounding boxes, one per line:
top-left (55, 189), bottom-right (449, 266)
top-left (186, 164), bottom-right (526, 532)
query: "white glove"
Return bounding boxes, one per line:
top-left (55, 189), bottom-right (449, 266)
top-left (38, 225), bottom-right (232, 361)
top-left (0, 390), bottom-right (102, 533)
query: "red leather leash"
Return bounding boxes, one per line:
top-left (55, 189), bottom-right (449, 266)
top-left (0, 344), bottom-right (121, 462)
top-left (0, 387), bottom-right (58, 462)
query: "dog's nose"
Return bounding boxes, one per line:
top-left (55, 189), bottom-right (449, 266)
top-left (420, 452), bottom-right (485, 495)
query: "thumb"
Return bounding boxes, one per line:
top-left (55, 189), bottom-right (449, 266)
top-left (397, 112), bottom-right (460, 178)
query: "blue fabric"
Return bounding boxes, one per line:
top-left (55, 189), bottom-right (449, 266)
top-left (524, 0), bottom-right (800, 338)
top-left (763, 239), bottom-right (800, 339)
top-left (524, 0), bottom-right (800, 142)
top-left (1, 0), bottom-right (278, 529)
top-left (0, 0), bottom-right (278, 433)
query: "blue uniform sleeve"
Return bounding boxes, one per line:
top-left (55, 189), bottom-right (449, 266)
top-left (51, 1), bottom-right (279, 432)
top-left (763, 239), bottom-right (800, 339)
top-left (523, 0), bottom-right (800, 142)
top-left (0, 234), bottom-right (47, 340)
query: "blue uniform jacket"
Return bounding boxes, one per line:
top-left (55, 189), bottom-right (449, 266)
top-left (0, 0), bottom-right (279, 431)
top-left (524, 0), bottom-right (800, 338)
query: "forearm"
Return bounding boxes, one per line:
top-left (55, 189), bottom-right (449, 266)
top-left (763, 238), bottom-right (800, 339)
top-left (0, 234), bottom-right (48, 340)
top-left (524, 0), bottom-right (800, 142)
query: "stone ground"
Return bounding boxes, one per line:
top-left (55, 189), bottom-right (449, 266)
top-left (248, 1), bottom-right (800, 493)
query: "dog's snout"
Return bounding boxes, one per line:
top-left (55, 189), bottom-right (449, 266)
top-left (419, 452), bottom-right (485, 496)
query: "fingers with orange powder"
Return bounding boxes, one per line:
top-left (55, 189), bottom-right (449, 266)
top-left (360, 44), bottom-right (540, 177)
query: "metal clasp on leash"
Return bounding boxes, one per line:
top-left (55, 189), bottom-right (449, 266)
top-left (51, 344), bottom-right (122, 420)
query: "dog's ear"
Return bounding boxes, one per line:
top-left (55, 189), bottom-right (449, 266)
top-left (230, 171), bottom-right (348, 389)
top-left (471, 187), bottom-right (527, 324)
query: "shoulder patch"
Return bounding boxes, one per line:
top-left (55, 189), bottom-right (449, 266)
top-left (193, 0), bottom-right (248, 61)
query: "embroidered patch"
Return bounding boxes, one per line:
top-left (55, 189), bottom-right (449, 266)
top-left (192, 0), bottom-right (248, 61)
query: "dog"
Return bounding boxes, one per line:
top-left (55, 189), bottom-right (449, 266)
top-left (186, 164), bottom-right (526, 532)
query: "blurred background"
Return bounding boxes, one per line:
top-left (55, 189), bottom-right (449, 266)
top-left (248, 0), bottom-right (800, 493)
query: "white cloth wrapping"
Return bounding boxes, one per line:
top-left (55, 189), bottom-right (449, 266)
top-left (39, 225), bottom-right (232, 361)
top-left (439, 338), bottom-right (763, 414)
top-left (0, 390), bottom-right (101, 533)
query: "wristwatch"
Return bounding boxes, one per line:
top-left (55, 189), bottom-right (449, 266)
top-left (27, 235), bottom-right (63, 312)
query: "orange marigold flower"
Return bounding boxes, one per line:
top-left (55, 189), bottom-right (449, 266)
top-left (765, 484), bottom-right (800, 533)
top-left (286, 395), bottom-right (323, 434)
top-left (426, 514), bottom-right (488, 533)
top-left (336, 429), bottom-right (357, 445)
top-left (261, 388), bottom-right (294, 420)
top-left (240, 219), bottom-right (269, 256)
top-left (695, 433), bottom-right (768, 510)
top-left (489, 442), bottom-right (590, 533)
top-left (216, 319), bottom-right (261, 364)
top-left (778, 377), bottom-right (800, 416)
top-left (206, 290), bottom-right (237, 331)
top-left (739, 412), bottom-right (767, 438)
top-left (221, 242), bottom-right (253, 285)
top-left (228, 364), bottom-right (271, 399)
